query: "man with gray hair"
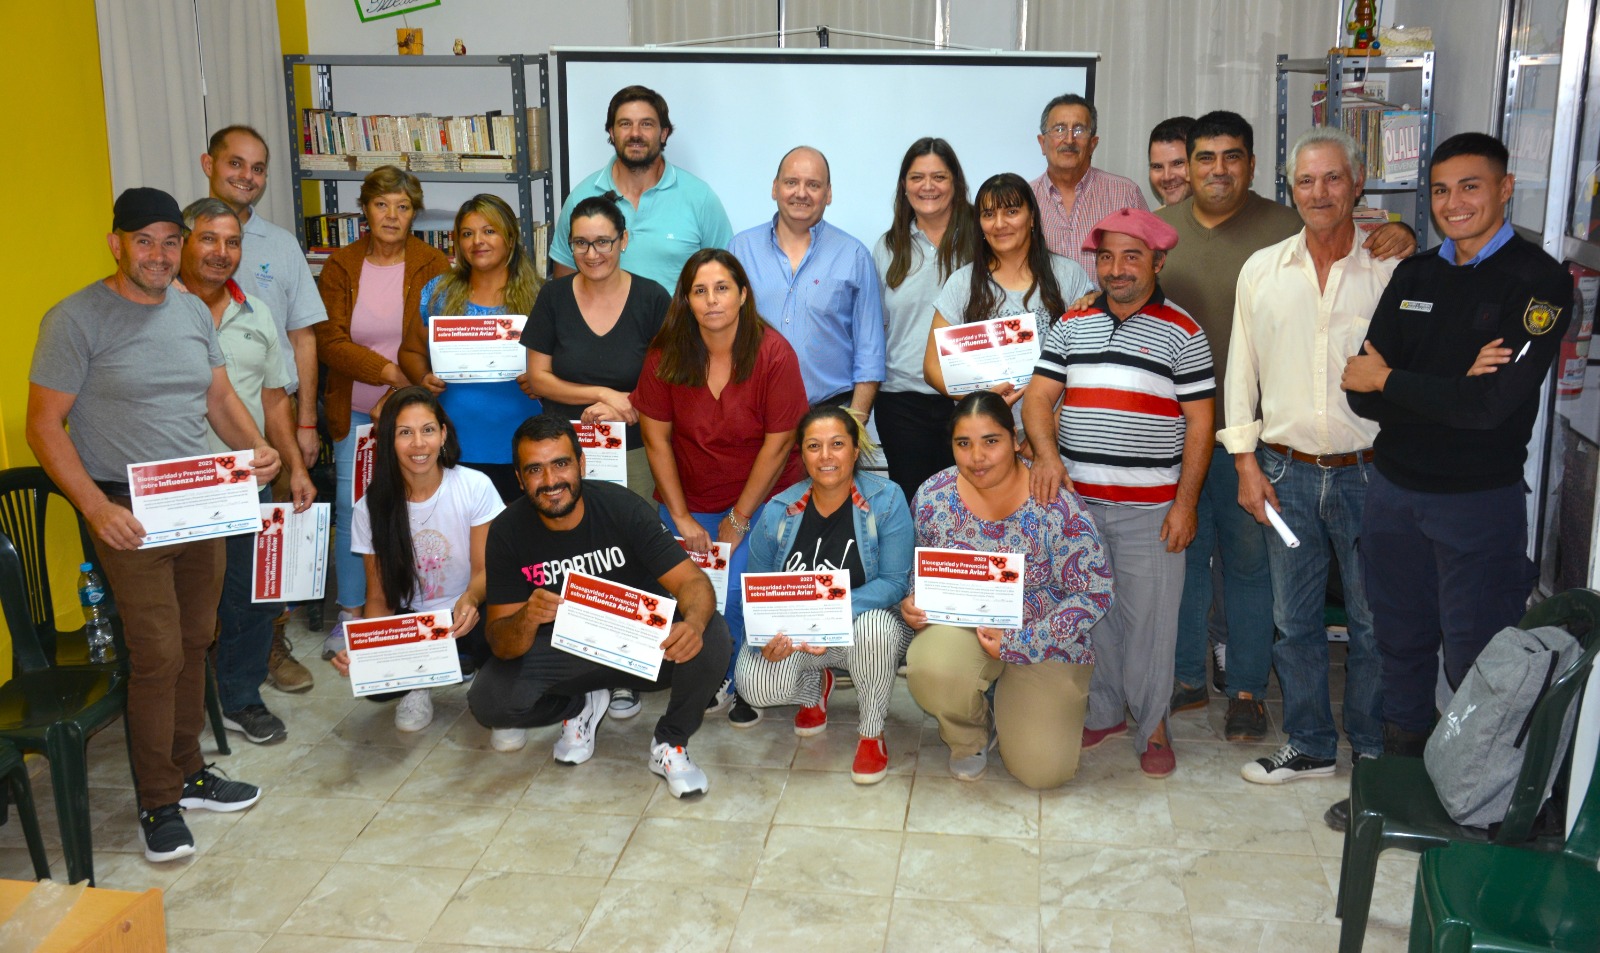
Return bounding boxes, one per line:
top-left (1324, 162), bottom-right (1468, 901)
top-left (179, 198), bottom-right (316, 747)
top-left (1030, 93), bottom-right (1148, 277)
top-left (1221, 128), bottom-right (1395, 785)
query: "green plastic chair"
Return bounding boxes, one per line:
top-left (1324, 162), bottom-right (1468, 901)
top-left (0, 738), bottom-right (50, 880)
top-left (1407, 735), bottom-right (1600, 951)
top-left (0, 467), bottom-right (230, 754)
top-left (1335, 588), bottom-right (1600, 953)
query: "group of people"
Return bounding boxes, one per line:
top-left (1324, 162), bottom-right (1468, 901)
top-left (26, 79), bottom-right (1572, 866)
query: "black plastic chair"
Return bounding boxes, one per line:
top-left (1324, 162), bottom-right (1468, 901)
top-left (0, 738), bottom-right (50, 881)
top-left (0, 527), bottom-right (126, 885)
top-left (0, 467), bottom-right (229, 754)
top-left (1335, 588), bottom-right (1600, 953)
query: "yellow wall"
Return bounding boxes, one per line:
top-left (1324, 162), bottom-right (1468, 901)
top-left (277, 0), bottom-right (321, 216)
top-left (0, 4), bottom-right (115, 679)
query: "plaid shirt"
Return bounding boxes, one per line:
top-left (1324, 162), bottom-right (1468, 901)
top-left (1030, 167), bottom-right (1148, 281)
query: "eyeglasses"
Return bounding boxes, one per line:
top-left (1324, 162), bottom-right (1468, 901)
top-left (571, 236), bottom-right (619, 254)
top-left (1044, 123), bottom-right (1092, 141)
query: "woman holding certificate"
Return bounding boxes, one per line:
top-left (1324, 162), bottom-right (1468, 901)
top-left (921, 173), bottom-right (1092, 429)
top-left (523, 195), bottom-right (671, 502)
top-left (901, 391), bottom-right (1113, 789)
top-left (316, 166), bottom-right (448, 636)
top-left (735, 405), bottom-right (914, 783)
top-left (633, 248), bottom-right (810, 727)
top-left (872, 138), bottom-right (975, 502)
top-left (398, 194), bottom-right (543, 503)
top-left (331, 387), bottom-right (504, 731)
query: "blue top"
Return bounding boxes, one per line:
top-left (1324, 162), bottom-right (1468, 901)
top-left (549, 160), bottom-right (734, 294)
top-left (1439, 221), bottom-right (1516, 267)
top-left (747, 470), bottom-right (913, 615)
top-left (728, 216), bottom-right (887, 404)
top-left (419, 274), bottom-right (541, 464)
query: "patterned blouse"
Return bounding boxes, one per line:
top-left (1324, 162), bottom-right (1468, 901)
top-left (912, 466), bottom-right (1113, 665)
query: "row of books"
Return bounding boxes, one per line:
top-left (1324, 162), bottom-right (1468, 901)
top-left (299, 152), bottom-right (521, 174)
top-left (1309, 79), bottom-right (1425, 183)
top-left (299, 107), bottom-right (550, 171)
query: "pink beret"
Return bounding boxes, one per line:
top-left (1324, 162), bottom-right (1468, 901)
top-left (1081, 207), bottom-right (1180, 253)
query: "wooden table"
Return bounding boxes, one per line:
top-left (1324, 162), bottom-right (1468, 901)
top-left (0, 878), bottom-right (164, 952)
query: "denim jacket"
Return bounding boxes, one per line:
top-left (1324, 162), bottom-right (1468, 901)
top-left (747, 470), bottom-right (913, 614)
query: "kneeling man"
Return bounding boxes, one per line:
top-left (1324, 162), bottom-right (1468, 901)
top-left (468, 414), bottom-right (731, 797)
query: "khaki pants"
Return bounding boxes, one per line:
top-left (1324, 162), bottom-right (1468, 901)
top-left (906, 623), bottom-right (1093, 790)
top-left (94, 526), bottom-right (224, 808)
top-left (626, 446), bottom-right (657, 504)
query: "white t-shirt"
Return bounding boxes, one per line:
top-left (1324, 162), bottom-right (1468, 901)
top-left (352, 466), bottom-right (504, 613)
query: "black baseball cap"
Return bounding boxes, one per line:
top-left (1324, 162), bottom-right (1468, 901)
top-left (112, 187), bottom-right (184, 232)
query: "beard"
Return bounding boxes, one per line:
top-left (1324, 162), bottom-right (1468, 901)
top-left (613, 136), bottom-right (663, 172)
top-left (530, 476), bottom-right (584, 519)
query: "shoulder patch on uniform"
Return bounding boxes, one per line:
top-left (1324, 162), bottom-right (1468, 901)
top-left (1399, 300), bottom-right (1432, 312)
top-left (1524, 299), bottom-right (1561, 336)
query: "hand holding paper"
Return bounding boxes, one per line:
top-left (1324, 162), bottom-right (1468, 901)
top-left (1264, 503), bottom-right (1301, 549)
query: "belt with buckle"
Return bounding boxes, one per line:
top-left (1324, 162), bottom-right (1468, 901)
top-left (1264, 442), bottom-right (1374, 468)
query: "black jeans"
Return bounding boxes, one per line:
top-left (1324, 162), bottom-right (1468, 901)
top-left (874, 389), bottom-right (955, 504)
top-left (467, 611), bottom-right (733, 747)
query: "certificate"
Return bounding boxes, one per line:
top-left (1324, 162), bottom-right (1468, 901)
top-left (574, 421), bottom-right (626, 485)
top-left (428, 315), bottom-right (528, 382)
top-left (914, 547), bottom-right (1025, 627)
top-left (126, 452), bottom-right (261, 548)
top-left (251, 503), bottom-right (331, 602)
top-left (352, 424), bottom-right (376, 507)
top-left (933, 314), bottom-right (1041, 395)
top-left (677, 538), bottom-right (731, 614)
top-left (742, 571), bottom-right (853, 647)
top-left (551, 573), bottom-right (674, 680)
top-left (344, 610), bottom-right (462, 697)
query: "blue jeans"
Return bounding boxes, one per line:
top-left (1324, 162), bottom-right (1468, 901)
top-left (1176, 445), bottom-right (1274, 697)
top-left (659, 503), bottom-right (748, 684)
top-left (1258, 448), bottom-right (1382, 759)
top-left (333, 410), bottom-right (371, 610)
top-left (216, 487), bottom-right (281, 712)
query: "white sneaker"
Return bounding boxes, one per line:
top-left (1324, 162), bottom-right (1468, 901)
top-left (394, 689), bottom-right (433, 732)
top-left (553, 688), bottom-right (608, 765)
top-left (649, 740), bottom-right (709, 798)
top-left (490, 728), bottom-right (527, 752)
top-left (609, 688), bottom-right (642, 720)
top-left (704, 677), bottom-right (734, 714)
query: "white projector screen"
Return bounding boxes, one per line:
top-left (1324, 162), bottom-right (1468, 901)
top-left (551, 47), bottom-right (1098, 255)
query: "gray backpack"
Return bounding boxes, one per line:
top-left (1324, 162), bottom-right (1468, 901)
top-left (1424, 625), bottom-right (1583, 828)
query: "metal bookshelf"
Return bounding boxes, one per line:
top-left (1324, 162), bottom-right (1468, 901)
top-left (281, 53), bottom-right (552, 259)
top-left (1275, 52), bottom-right (1436, 237)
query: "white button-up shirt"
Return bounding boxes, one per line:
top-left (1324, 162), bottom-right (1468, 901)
top-left (1218, 228), bottom-right (1398, 456)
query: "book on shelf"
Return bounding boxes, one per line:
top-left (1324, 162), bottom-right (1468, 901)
top-left (1379, 111), bottom-right (1424, 183)
top-left (299, 107), bottom-right (551, 172)
top-left (1308, 79), bottom-right (1423, 183)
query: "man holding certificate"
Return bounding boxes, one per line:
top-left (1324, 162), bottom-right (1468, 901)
top-left (27, 188), bottom-right (279, 863)
top-left (468, 415), bottom-right (730, 798)
top-left (1024, 206), bottom-right (1214, 780)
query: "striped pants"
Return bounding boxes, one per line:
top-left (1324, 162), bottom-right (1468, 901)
top-left (734, 608), bottom-right (912, 738)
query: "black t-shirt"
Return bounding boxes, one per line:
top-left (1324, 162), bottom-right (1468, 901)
top-left (782, 497), bottom-right (866, 590)
top-left (486, 481), bottom-right (688, 629)
top-left (521, 273), bottom-right (671, 448)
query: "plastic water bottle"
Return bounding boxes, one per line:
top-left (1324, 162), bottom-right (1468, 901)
top-left (77, 562), bottom-right (115, 664)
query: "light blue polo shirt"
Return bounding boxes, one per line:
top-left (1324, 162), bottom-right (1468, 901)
top-left (550, 159), bottom-right (733, 294)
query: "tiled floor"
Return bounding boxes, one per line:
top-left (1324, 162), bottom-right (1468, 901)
top-left (0, 628), bottom-right (1418, 952)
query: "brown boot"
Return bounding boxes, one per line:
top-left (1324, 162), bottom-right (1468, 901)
top-left (1224, 691), bottom-right (1267, 742)
top-left (266, 617), bottom-right (313, 692)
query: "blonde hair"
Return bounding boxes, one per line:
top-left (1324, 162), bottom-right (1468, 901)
top-left (429, 194), bottom-right (542, 316)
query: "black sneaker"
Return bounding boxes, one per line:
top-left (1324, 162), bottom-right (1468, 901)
top-left (1324, 797), bottom-right (1351, 832)
top-left (1210, 640), bottom-right (1227, 694)
top-left (1224, 693), bottom-right (1267, 742)
top-left (1241, 743), bottom-right (1337, 784)
top-left (139, 803), bottom-right (195, 862)
top-left (179, 763), bottom-right (261, 812)
top-left (609, 688), bottom-right (642, 720)
top-left (728, 692), bottom-right (762, 728)
top-left (222, 704), bottom-right (288, 745)
top-left (1170, 681), bottom-right (1208, 714)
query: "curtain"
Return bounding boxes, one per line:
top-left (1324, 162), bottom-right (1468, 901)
top-left (630, 0), bottom-right (936, 49)
top-left (195, 0), bottom-right (295, 230)
top-left (96, 0), bottom-right (208, 203)
top-left (1026, 0), bottom-right (1332, 196)
top-left (97, 0), bottom-right (291, 223)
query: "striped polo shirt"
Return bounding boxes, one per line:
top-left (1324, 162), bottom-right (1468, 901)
top-left (1033, 288), bottom-right (1214, 507)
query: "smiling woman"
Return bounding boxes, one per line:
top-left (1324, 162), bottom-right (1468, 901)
top-left (315, 165), bottom-right (449, 625)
